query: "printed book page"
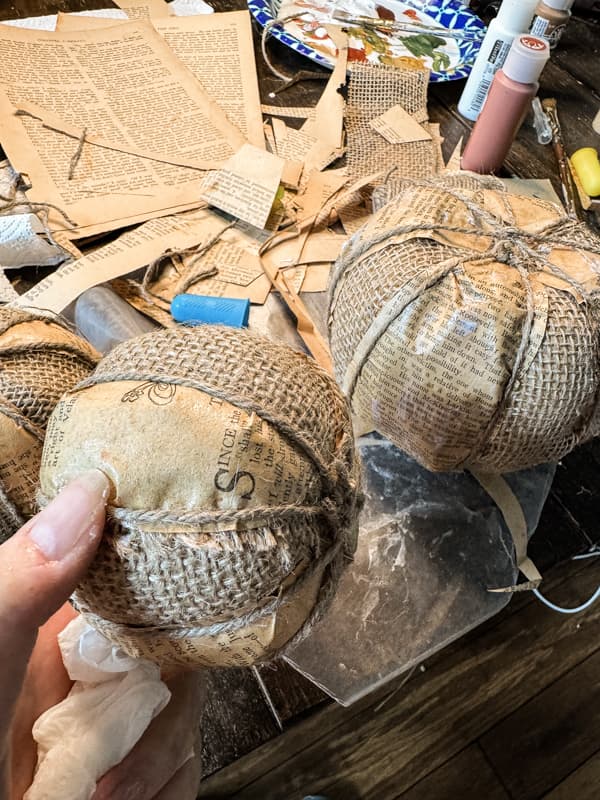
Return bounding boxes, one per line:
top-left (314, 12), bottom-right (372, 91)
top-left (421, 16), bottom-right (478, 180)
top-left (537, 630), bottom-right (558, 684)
top-left (57, 11), bottom-right (264, 148)
top-left (0, 20), bottom-right (247, 237)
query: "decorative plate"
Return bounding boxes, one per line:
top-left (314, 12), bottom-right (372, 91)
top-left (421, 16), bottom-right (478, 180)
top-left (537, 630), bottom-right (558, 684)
top-left (249, 0), bottom-right (486, 82)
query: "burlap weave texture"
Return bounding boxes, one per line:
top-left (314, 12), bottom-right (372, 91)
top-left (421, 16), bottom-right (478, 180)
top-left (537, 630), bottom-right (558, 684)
top-left (0, 307), bottom-right (98, 541)
top-left (328, 177), bottom-right (600, 473)
top-left (40, 325), bottom-right (362, 668)
top-left (345, 63), bottom-right (437, 180)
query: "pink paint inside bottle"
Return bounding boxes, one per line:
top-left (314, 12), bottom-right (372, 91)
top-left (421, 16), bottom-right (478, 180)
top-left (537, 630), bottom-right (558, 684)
top-left (461, 35), bottom-right (549, 175)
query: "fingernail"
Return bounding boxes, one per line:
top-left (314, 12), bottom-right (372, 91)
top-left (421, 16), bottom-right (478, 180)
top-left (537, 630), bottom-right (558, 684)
top-left (29, 470), bottom-right (110, 561)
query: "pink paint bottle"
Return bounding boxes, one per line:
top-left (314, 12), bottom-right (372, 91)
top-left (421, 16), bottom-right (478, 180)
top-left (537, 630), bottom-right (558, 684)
top-left (461, 35), bottom-right (549, 174)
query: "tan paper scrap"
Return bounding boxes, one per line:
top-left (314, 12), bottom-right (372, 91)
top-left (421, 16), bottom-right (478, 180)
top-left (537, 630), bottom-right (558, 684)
top-left (261, 104), bottom-right (316, 121)
top-left (14, 208), bottom-right (228, 313)
top-left (115, 0), bottom-right (171, 17)
top-left (296, 168), bottom-right (348, 221)
top-left (300, 263), bottom-right (331, 293)
top-left (301, 26), bottom-right (347, 151)
top-left (154, 13), bottom-right (264, 149)
top-left (144, 214), bottom-right (273, 306)
top-left (110, 278), bottom-right (177, 327)
top-left (369, 104), bottom-right (433, 145)
top-left (0, 21), bottom-right (247, 236)
top-left (201, 144), bottom-right (284, 230)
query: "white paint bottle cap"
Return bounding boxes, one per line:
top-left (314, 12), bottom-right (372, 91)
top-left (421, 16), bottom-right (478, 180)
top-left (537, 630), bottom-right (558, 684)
top-left (502, 35), bottom-right (549, 84)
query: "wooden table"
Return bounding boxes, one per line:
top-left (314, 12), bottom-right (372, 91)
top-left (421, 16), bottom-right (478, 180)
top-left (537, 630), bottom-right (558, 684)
top-left (1, 0), bottom-right (599, 787)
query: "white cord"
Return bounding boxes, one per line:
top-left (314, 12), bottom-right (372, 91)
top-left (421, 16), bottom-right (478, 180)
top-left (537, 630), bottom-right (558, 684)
top-left (532, 545), bottom-right (600, 614)
top-left (533, 585), bottom-right (600, 614)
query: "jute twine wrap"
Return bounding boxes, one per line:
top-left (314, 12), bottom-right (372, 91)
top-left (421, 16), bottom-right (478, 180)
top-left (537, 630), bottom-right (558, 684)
top-left (0, 307), bottom-right (98, 541)
top-left (328, 176), bottom-right (600, 473)
top-left (40, 326), bottom-right (361, 667)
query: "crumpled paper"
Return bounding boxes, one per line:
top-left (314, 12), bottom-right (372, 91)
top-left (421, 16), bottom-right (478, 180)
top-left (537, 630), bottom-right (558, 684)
top-left (24, 616), bottom-right (171, 800)
top-left (0, 214), bottom-right (68, 270)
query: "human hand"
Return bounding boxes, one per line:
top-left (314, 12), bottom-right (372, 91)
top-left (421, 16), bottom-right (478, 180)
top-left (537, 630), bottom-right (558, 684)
top-left (0, 470), bottom-right (109, 798)
top-left (2, 472), bottom-right (205, 800)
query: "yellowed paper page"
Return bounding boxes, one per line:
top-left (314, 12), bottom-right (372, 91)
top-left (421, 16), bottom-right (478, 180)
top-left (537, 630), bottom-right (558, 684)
top-left (301, 263), bottom-right (331, 293)
top-left (14, 209), bottom-right (229, 313)
top-left (262, 104), bottom-right (316, 121)
top-left (115, 0), bottom-right (171, 17)
top-left (0, 21), bottom-right (247, 237)
top-left (444, 135), bottom-right (463, 172)
top-left (338, 200), bottom-right (370, 235)
top-left (264, 230), bottom-right (345, 268)
top-left (296, 168), bottom-right (348, 220)
top-left (369, 105), bottom-right (433, 145)
top-left (177, 273), bottom-right (271, 304)
top-left (56, 10), bottom-right (264, 148)
top-left (153, 12), bottom-right (264, 149)
top-left (301, 26), bottom-right (347, 151)
top-left (201, 144), bottom-right (284, 229)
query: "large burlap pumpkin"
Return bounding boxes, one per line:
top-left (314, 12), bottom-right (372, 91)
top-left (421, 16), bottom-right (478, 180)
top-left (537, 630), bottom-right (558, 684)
top-left (328, 177), bottom-right (600, 473)
top-left (39, 325), bottom-right (361, 668)
top-left (0, 307), bottom-right (98, 541)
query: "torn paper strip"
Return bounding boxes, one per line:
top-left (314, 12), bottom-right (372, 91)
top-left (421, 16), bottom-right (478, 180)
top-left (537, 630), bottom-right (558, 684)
top-left (0, 214), bottom-right (68, 269)
top-left (14, 209), bottom-right (229, 313)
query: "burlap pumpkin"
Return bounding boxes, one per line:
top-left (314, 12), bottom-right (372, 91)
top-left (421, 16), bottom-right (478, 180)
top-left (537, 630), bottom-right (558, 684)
top-left (328, 177), bottom-right (600, 473)
top-left (0, 307), bottom-right (98, 541)
top-left (39, 325), bottom-right (361, 668)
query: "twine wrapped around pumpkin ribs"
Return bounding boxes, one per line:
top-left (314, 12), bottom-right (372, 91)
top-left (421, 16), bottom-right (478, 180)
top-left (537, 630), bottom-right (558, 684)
top-left (328, 176), bottom-right (600, 473)
top-left (0, 307), bottom-right (98, 541)
top-left (39, 325), bottom-right (362, 669)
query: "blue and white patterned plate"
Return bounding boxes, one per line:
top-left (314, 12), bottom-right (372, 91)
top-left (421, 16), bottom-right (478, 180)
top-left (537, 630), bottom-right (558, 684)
top-left (249, 0), bottom-right (485, 82)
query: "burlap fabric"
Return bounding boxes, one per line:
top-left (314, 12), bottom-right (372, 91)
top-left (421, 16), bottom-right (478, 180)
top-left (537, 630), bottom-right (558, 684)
top-left (345, 63), bottom-right (438, 181)
top-left (328, 176), bottom-right (600, 473)
top-left (0, 307), bottom-right (98, 541)
top-left (39, 325), bottom-right (362, 668)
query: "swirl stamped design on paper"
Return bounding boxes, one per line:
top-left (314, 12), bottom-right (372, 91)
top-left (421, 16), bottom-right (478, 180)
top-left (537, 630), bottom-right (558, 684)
top-left (121, 382), bottom-right (177, 406)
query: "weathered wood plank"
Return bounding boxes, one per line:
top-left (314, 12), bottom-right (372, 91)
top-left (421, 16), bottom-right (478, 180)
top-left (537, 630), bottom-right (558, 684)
top-left (0, 0), bottom-right (116, 17)
top-left (201, 668), bottom-right (281, 780)
top-left (256, 659), bottom-right (328, 726)
top-left (395, 744), bottom-right (510, 800)
top-left (199, 563), bottom-right (600, 798)
top-left (480, 651), bottom-right (600, 800)
top-left (543, 749), bottom-right (600, 800)
top-left (552, 16), bottom-right (600, 94)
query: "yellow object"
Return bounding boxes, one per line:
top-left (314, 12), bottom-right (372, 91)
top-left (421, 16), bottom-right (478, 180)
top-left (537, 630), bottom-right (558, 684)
top-left (571, 147), bottom-right (600, 197)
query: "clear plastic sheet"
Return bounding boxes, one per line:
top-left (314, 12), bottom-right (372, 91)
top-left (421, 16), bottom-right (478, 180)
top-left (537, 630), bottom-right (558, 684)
top-left (285, 437), bottom-right (554, 704)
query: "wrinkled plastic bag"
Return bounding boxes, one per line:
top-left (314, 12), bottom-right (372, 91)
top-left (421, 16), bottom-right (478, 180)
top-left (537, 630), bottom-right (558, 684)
top-left (24, 616), bottom-right (171, 800)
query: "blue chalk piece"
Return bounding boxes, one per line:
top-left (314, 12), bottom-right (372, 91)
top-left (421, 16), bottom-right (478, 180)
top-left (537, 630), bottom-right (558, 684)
top-left (171, 294), bottom-right (250, 328)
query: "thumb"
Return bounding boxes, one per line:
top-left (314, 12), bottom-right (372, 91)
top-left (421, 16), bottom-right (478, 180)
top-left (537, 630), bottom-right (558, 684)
top-left (0, 470), bottom-right (109, 726)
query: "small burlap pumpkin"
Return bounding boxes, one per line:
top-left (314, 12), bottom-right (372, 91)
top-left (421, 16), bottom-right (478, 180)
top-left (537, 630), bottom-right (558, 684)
top-left (328, 177), bottom-right (600, 473)
top-left (0, 307), bottom-right (98, 541)
top-left (39, 325), bottom-right (361, 669)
